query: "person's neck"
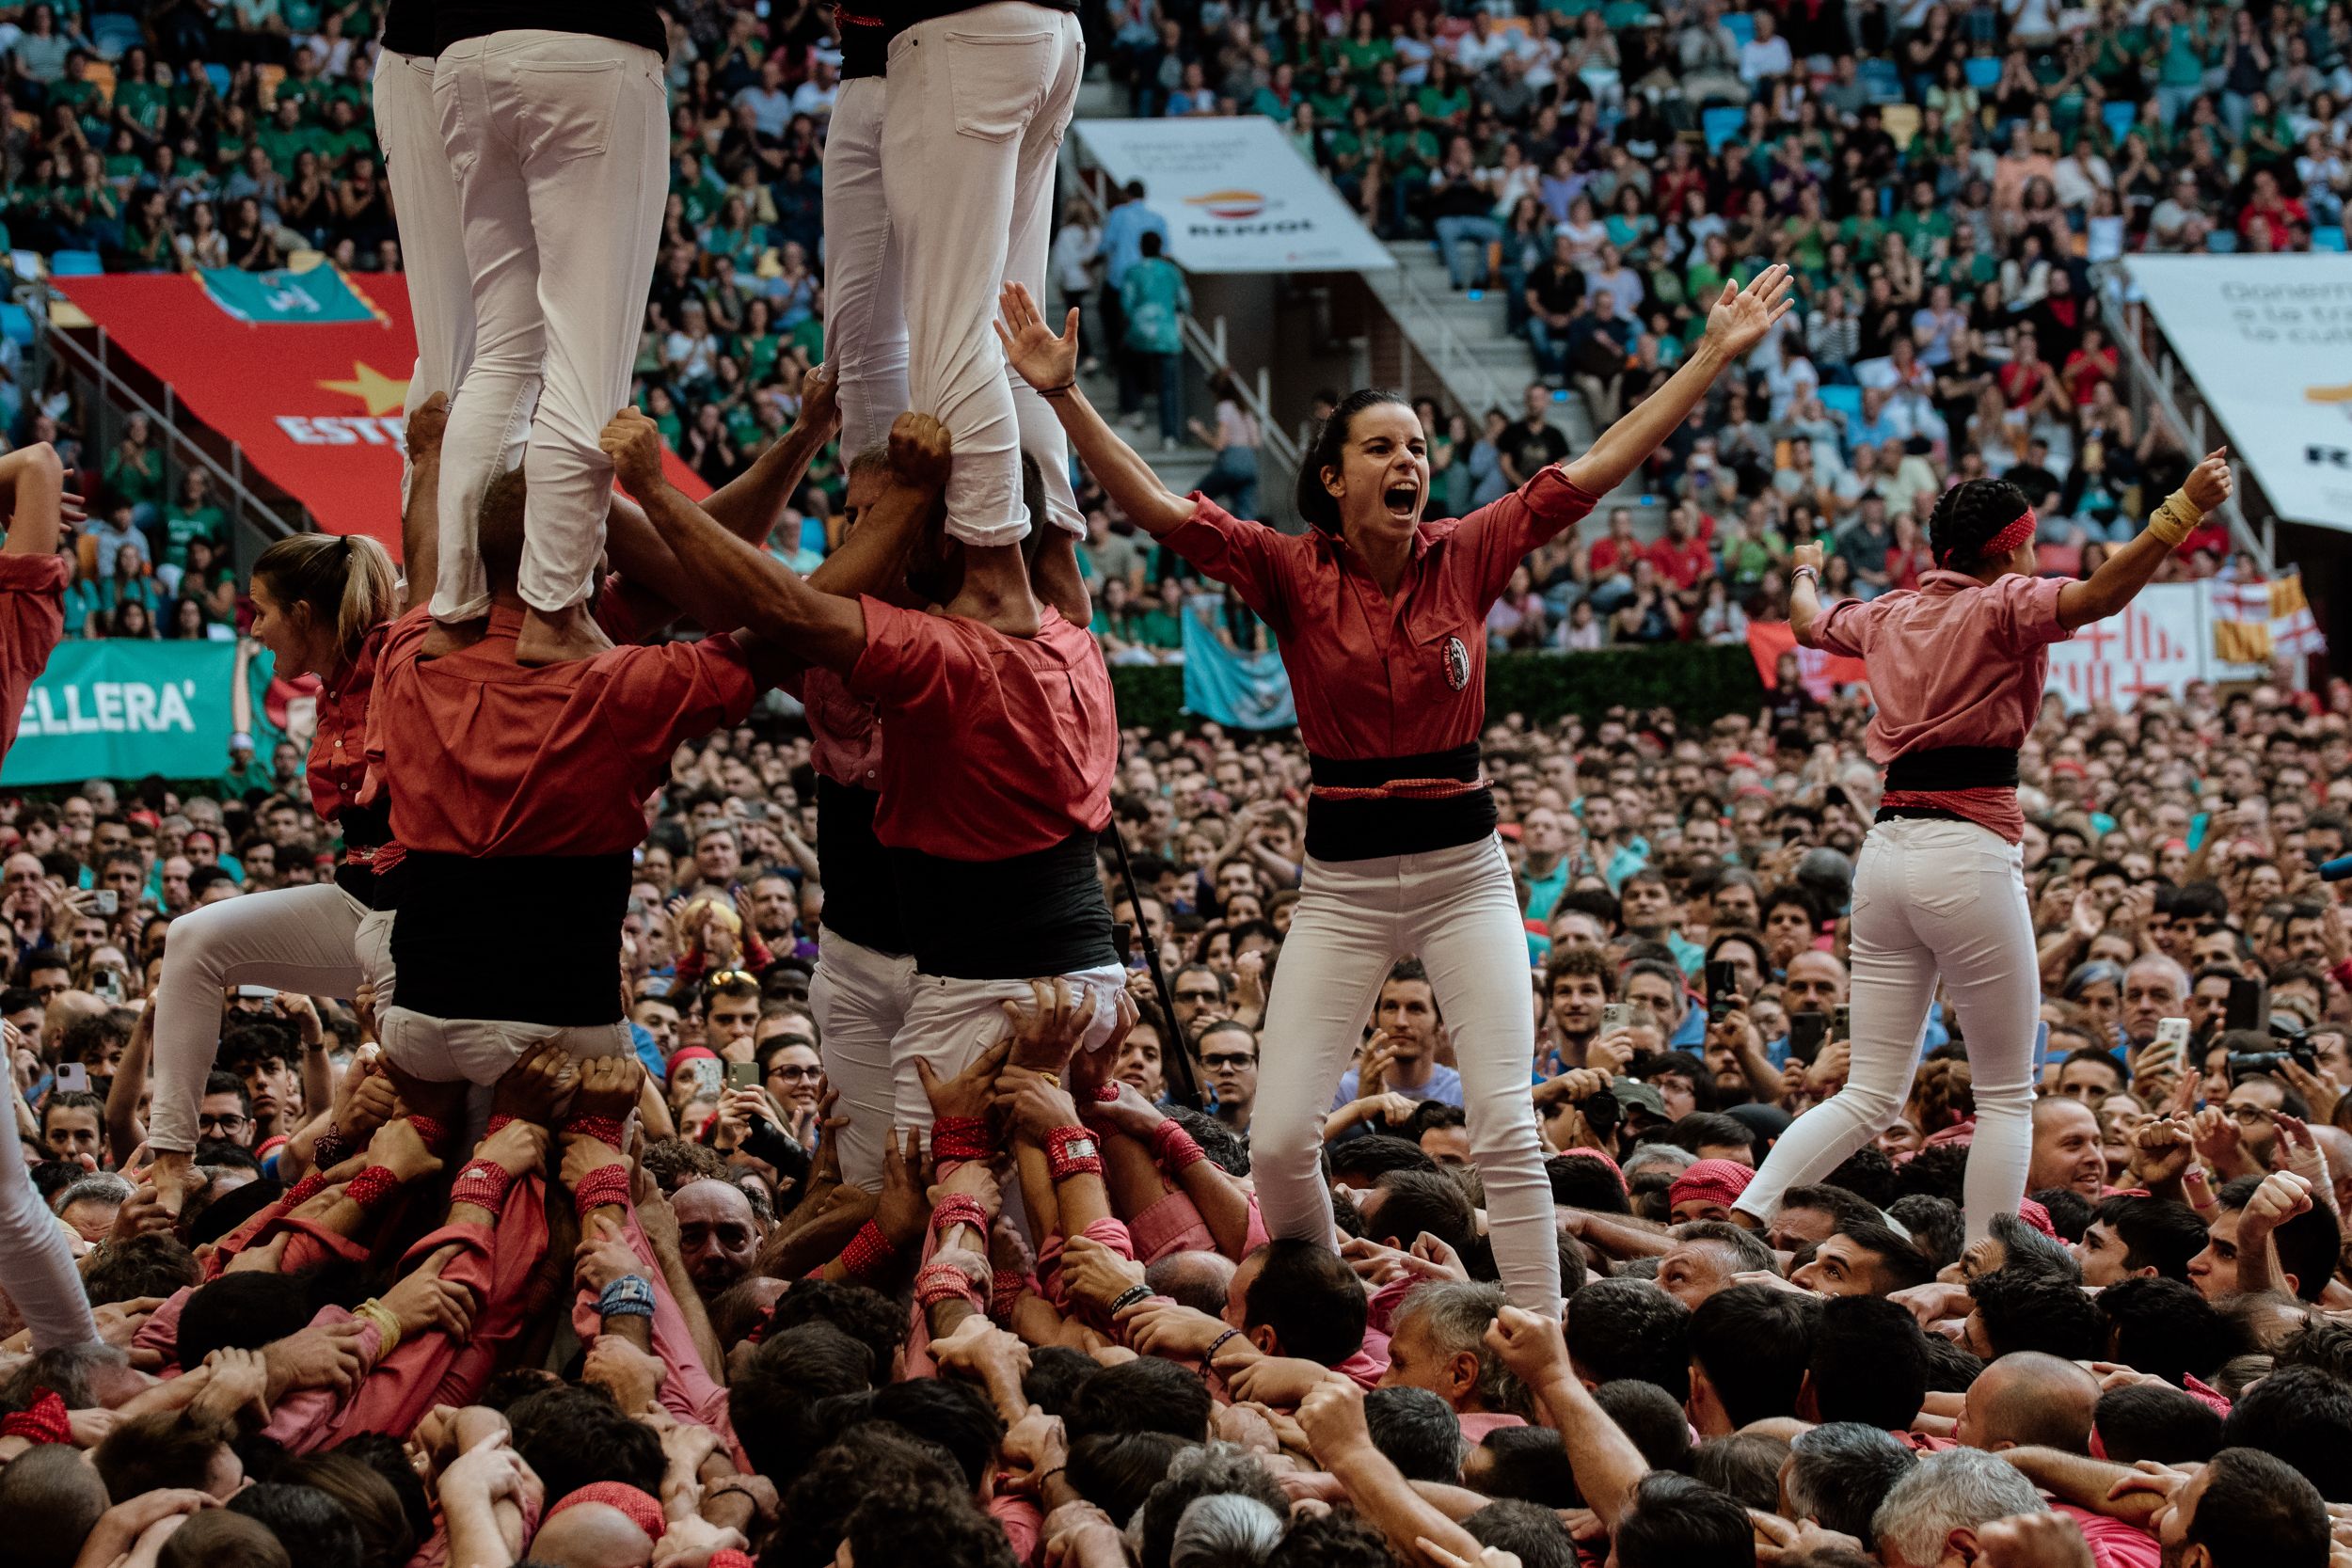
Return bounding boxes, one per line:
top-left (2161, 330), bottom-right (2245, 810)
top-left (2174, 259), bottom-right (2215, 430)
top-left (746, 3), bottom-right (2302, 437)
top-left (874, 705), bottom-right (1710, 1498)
top-left (1215, 1099), bottom-right (1251, 1131)
top-left (1388, 1054), bottom-right (1435, 1088)
top-left (1340, 519), bottom-right (1411, 595)
top-left (945, 545), bottom-right (1043, 637)
top-left (1523, 847), bottom-right (1564, 877)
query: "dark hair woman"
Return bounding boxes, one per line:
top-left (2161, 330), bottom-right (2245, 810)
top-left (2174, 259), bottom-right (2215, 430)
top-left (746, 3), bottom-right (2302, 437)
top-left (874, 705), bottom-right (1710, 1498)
top-left (1734, 451), bottom-right (2235, 1245)
top-left (998, 268), bottom-right (1796, 1312)
top-left (147, 527), bottom-right (400, 1210)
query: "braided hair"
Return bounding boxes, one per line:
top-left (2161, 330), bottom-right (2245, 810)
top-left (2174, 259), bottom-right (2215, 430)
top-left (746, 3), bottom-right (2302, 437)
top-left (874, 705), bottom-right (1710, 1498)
top-left (1927, 477), bottom-right (2033, 577)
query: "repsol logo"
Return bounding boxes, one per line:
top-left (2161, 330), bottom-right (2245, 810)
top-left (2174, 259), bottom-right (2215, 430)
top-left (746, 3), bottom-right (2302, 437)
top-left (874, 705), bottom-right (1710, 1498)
top-left (2311, 445), bottom-right (2352, 468)
top-left (1184, 219), bottom-right (1315, 235)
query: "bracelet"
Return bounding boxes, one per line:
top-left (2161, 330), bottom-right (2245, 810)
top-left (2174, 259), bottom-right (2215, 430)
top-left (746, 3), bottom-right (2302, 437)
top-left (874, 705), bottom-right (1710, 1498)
top-left (405, 1115), bottom-right (449, 1151)
top-left (915, 1259), bottom-right (990, 1310)
top-left (1205, 1327), bottom-right (1243, 1361)
top-left (992, 1266), bottom-right (1032, 1320)
top-left (598, 1274), bottom-right (657, 1322)
top-left (310, 1127), bottom-right (350, 1168)
top-left (450, 1160), bottom-right (516, 1214)
top-left (351, 1297), bottom-right (403, 1356)
top-left (345, 1164), bottom-right (401, 1211)
top-left (930, 1194), bottom-right (990, 1237)
top-left (931, 1116), bottom-right (993, 1163)
top-left (1035, 381), bottom-right (1075, 399)
top-left (1044, 1126), bottom-right (1103, 1181)
top-left (572, 1164), bottom-right (633, 1212)
top-left (1107, 1282), bottom-right (1153, 1314)
top-left (1093, 1082), bottom-right (1122, 1102)
top-left (0, 1389), bottom-right (69, 1445)
top-left (2146, 485), bottom-right (2205, 548)
top-left (842, 1220), bottom-right (898, 1284)
top-left (1149, 1119), bottom-right (1205, 1172)
top-left (1790, 563), bottom-right (1820, 585)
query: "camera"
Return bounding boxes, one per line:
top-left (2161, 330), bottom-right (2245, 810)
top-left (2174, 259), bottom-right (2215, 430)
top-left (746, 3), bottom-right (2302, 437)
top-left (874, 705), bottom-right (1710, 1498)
top-left (2229, 1043), bottom-right (2317, 1077)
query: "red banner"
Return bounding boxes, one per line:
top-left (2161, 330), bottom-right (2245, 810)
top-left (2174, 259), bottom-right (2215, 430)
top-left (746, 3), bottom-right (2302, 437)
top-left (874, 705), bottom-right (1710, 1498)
top-left (1746, 618), bottom-right (1868, 700)
top-left (53, 272), bottom-right (707, 554)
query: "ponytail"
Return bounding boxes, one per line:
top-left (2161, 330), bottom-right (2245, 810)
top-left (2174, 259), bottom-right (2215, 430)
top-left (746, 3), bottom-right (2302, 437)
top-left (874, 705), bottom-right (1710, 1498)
top-left (252, 532), bottom-right (397, 663)
top-left (1292, 388), bottom-right (1408, 532)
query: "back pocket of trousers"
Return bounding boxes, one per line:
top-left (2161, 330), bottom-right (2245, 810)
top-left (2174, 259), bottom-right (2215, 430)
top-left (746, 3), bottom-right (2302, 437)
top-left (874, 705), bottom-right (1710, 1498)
top-left (944, 30), bottom-right (1055, 142)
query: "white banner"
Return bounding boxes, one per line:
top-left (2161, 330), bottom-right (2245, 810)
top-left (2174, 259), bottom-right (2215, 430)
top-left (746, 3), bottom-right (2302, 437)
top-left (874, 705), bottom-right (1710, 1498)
top-left (2043, 582), bottom-right (2266, 711)
top-left (1071, 117), bottom-right (1394, 275)
top-left (2127, 254), bottom-right (2352, 531)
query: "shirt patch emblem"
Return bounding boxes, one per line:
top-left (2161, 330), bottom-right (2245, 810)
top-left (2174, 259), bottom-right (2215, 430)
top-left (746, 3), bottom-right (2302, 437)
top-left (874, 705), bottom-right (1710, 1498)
top-left (1442, 635), bottom-right (1470, 691)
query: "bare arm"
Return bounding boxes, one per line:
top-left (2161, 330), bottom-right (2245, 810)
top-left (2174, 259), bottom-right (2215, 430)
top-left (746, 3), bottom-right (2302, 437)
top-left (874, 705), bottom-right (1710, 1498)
top-left (398, 397), bottom-right (446, 615)
top-left (1489, 1308), bottom-right (1649, 1528)
top-left (1565, 269), bottom-right (1793, 499)
top-left (996, 285), bottom-right (1195, 538)
top-left (1788, 539), bottom-right (1826, 645)
top-left (0, 442), bottom-right (66, 559)
top-left (105, 1002), bottom-right (152, 1162)
top-left (1999, 1447), bottom-right (2168, 1529)
top-left (2056, 451), bottom-right (2231, 630)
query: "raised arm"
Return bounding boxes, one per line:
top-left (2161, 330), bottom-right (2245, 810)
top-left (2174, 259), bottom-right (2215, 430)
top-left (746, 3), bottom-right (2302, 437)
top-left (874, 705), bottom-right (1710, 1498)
top-left (599, 409), bottom-right (922, 675)
top-left (1564, 267), bottom-right (1792, 501)
top-left (0, 441), bottom-right (67, 559)
top-left (2056, 449), bottom-right (2230, 630)
top-left (1487, 1306), bottom-right (1650, 1529)
top-left (996, 284), bottom-right (1194, 539)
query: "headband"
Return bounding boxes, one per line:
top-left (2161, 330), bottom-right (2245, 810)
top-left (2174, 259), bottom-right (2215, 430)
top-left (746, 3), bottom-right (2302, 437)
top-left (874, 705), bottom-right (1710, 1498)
top-left (1937, 507), bottom-right (2036, 568)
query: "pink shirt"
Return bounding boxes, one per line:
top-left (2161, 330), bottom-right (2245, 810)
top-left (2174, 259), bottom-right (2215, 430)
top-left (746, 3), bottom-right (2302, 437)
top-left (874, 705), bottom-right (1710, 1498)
top-left (1804, 570), bottom-right (2073, 842)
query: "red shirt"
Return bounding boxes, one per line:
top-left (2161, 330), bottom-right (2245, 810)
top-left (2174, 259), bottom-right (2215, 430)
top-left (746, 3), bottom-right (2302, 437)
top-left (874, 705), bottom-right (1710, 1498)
top-left (309, 621), bottom-right (385, 826)
top-left (369, 606), bottom-right (755, 856)
top-left (845, 600), bottom-right (1114, 860)
top-left (1807, 569), bottom-right (2073, 842)
top-left (792, 665), bottom-right (883, 789)
top-left (1161, 467), bottom-right (1598, 760)
top-left (0, 552), bottom-right (66, 762)
top-left (1647, 533), bottom-right (1714, 591)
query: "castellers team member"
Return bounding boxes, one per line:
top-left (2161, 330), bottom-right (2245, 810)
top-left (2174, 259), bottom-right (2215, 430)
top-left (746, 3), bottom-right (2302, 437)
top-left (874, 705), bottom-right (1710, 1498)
top-left (1734, 449), bottom-right (2234, 1243)
top-left (996, 269), bottom-right (1796, 1310)
top-left (151, 528), bottom-right (402, 1206)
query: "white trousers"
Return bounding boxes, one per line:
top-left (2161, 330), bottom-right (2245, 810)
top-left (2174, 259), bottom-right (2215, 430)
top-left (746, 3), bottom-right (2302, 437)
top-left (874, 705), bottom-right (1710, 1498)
top-left (375, 47), bottom-right (478, 513)
top-left (818, 78), bottom-right (910, 464)
top-left (432, 30), bottom-right (669, 617)
top-left (149, 882), bottom-right (395, 1154)
top-left (376, 1008), bottom-right (632, 1085)
top-left (882, 2), bottom-right (1086, 544)
top-left (1252, 837), bottom-right (1561, 1313)
top-left (1734, 816), bottom-right (2039, 1243)
top-left (810, 925), bottom-right (916, 1192)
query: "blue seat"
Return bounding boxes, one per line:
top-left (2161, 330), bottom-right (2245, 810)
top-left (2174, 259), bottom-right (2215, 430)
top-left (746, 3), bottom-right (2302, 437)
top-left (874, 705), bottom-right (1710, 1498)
top-left (90, 13), bottom-right (140, 57)
top-left (1818, 383), bottom-right (1864, 420)
top-left (2102, 101), bottom-right (2137, 143)
top-left (1860, 56), bottom-right (1903, 103)
top-left (205, 63), bottom-right (230, 96)
top-left (1964, 55), bottom-right (2001, 90)
top-left (1722, 10), bottom-right (1755, 45)
top-left (2205, 230), bottom-right (2238, 253)
top-left (0, 305), bottom-right (32, 346)
top-left (1702, 104), bottom-right (1745, 152)
top-left (2315, 226), bottom-right (2347, 252)
top-left (48, 250), bottom-right (103, 277)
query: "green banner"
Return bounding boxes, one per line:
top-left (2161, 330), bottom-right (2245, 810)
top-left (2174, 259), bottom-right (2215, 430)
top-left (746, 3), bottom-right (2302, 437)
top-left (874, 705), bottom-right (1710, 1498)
top-left (198, 265), bottom-right (378, 325)
top-left (2, 641), bottom-right (244, 786)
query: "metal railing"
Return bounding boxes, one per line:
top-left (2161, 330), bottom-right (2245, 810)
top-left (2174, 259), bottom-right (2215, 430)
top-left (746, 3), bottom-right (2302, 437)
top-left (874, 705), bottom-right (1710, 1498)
top-left (28, 287), bottom-right (305, 577)
top-left (1370, 253), bottom-right (1516, 423)
top-left (2095, 264), bottom-right (2275, 576)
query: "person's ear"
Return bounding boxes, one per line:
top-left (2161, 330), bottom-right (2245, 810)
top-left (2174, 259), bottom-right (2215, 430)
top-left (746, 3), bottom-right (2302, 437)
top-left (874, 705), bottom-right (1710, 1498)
top-left (1448, 1349), bottom-right (1480, 1400)
top-left (1948, 1525), bottom-right (1984, 1564)
top-left (1322, 464), bottom-right (1343, 504)
top-left (1249, 1324), bottom-right (1280, 1356)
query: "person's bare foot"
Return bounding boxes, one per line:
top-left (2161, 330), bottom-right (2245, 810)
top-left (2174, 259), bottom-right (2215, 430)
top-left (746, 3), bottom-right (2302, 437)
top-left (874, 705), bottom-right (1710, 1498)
top-left (516, 601), bottom-right (613, 665)
top-left (420, 618), bottom-right (485, 658)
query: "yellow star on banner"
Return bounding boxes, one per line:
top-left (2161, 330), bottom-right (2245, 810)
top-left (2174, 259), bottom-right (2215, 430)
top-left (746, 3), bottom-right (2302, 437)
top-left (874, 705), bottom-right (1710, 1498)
top-left (317, 361), bottom-right (410, 417)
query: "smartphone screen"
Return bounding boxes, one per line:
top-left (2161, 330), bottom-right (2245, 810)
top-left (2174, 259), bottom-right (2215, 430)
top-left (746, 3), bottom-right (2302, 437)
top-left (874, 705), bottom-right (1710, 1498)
top-left (2226, 978), bottom-right (2265, 1034)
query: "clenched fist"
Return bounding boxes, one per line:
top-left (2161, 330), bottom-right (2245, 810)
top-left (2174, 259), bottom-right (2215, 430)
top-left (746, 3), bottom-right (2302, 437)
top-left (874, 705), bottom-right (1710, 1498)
top-left (598, 408), bottom-right (668, 496)
top-left (889, 412), bottom-right (953, 491)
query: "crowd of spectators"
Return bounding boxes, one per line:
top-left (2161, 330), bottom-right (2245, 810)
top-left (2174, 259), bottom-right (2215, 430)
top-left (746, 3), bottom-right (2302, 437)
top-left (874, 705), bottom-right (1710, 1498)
top-left (1, 656), bottom-right (2351, 1568)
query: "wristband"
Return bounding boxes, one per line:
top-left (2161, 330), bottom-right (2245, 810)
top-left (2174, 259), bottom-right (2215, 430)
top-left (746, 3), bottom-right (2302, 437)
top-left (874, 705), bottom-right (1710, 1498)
top-left (572, 1163), bottom-right (633, 1212)
top-left (2146, 485), bottom-right (2205, 548)
top-left (598, 1275), bottom-right (657, 1322)
top-left (1044, 1126), bottom-right (1102, 1180)
top-left (1204, 1327), bottom-right (1243, 1362)
top-left (1149, 1119), bottom-right (1205, 1172)
top-left (930, 1194), bottom-right (990, 1237)
top-left (405, 1115), bottom-right (449, 1151)
top-left (310, 1127), bottom-right (350, 1168)
top-left (842, 1220), bottom-right (898, 1284)
top-left (915, 1259), bottom-right (989, 1310)
top-left (564, 1114), bottom-right (628, 1149)
top-left (450, 1159), bottom-right (516, 1213)
top-left (0, 1389), bottom-right (69, 1445)
top-left (992, 1266), bottom-right (1032, 1320)
top-left (709, 1551), bottom-right (757, 1568)
top-left (1093, 1082), bottom-right (1122, 1102)
top-left (285, 1169), bottom-right (331, 1208)
top-left (931, 1116), bottom-right (993, 1163)
top-left (351, 1297), bottom-right (403, 1356)
top-left (345, 1164), bottom-right (401, 1211)
top-left (1107, 1282), bottom-right (1152, 1315)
